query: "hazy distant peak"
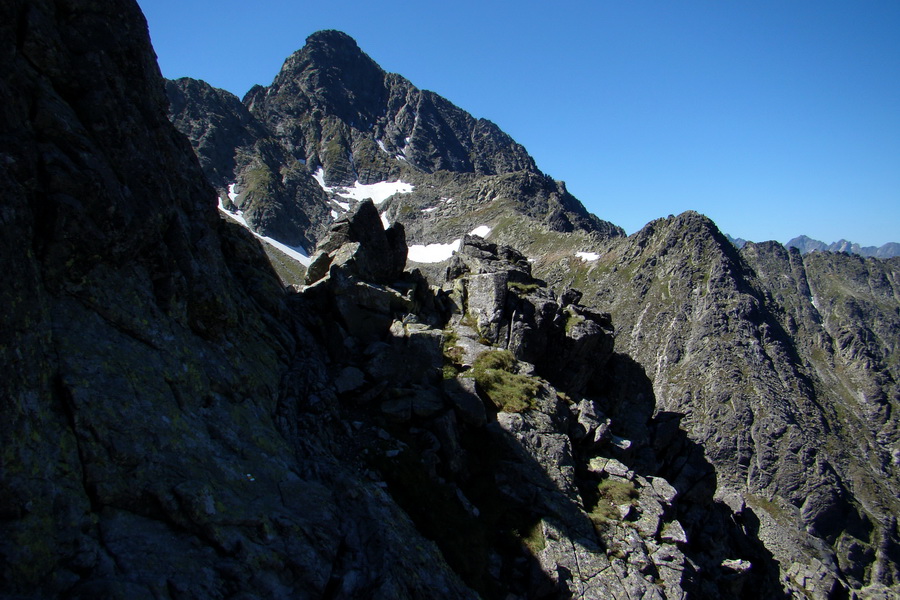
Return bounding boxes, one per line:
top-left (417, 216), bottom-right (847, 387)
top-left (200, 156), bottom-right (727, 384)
top-left (786, 235), bottom-right (899, 258)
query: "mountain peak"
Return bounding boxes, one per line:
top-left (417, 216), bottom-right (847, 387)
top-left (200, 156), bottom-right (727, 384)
top-left (295, 29), bottom-right (380, 73)
top-left (305, 29), bottom-right (361, 50)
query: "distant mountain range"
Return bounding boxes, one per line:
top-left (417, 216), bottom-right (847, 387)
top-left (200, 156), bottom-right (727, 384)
top-left (727, 233), bottom-right (900, 258)
top-left (785, 235), bottom-right (900, 258)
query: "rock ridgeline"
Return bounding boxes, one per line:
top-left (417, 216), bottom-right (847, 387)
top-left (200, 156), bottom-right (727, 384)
top-left (292, 203), bottom-right (786, 598)
top-left (166, 30), bottom-right (623, 256)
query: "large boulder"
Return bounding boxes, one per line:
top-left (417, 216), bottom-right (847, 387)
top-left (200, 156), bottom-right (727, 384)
top-left (305, 199), bottom-right (407, 285)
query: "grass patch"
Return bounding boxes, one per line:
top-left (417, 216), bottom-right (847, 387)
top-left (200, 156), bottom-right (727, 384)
top-left (586, 478), bottom-right (639, 533)
top-left (472, 350), bottom-right (540, 413)
top-left (442, 330), bottom-right (465, 378)
top-left (508, 281), bottom-right (540, 295)
top-left (746, 493), bottom-right (789, 523)
top-left (515, 519), bottom-right (546, 554)
top-left (598, 478), bottom-right (639, 505)
top-left (242, 164), bottom-right (274, 201)
top-left (588, 498), bottom-right (621, 530)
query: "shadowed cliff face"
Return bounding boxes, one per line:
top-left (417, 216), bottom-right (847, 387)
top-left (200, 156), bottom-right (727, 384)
top-left (0, 2), bottom-right (478, 597)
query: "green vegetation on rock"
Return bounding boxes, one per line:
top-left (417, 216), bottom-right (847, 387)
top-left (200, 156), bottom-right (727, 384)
top-left (587, 478), bottom-right (639, 532)
top-left (472, 350), bottom-right (540, 413)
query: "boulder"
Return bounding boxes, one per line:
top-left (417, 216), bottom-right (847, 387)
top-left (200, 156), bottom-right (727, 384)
top-left (305, 200), bottom-right (406, 285)
top-left (465, 271), bottom-right (509, 344)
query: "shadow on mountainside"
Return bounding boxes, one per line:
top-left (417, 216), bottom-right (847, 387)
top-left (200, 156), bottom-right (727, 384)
top-left (595, 353), bottom-right (789, 600)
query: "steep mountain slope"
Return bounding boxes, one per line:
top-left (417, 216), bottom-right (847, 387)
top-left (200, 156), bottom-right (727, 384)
top-left (166, 77), bottom-right (331, 250)
top-left (167, 30), bottom-right (623, 257)
top-left (538, 213), bottom-right (900, 598)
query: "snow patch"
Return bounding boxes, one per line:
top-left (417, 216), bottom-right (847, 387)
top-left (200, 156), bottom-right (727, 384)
top-left (376, 140), bottom-right (388, 153)
top-left (312, 167), bottom-right (414, 205)
top-left (469, 225), bottom-right (491, 238)
top-left (260, 235), bottom-right (312, 267)
top-left (330, 210), bottom-right (339, 220)
top-left (312, 167), bottom-right (327, 189)
top-left (217, 197), bottom-right (310, 266)
top-left (335, 180), bottom-right (414, 204)
top-left (227, 183), bottom-right (239, 204)
top-left (380, 212), bottom-right (391, 229)
top-left (422, 207), bottom-right (438, 213)
top-left (576, 251), bottom-right (600, 262)
top-left (408, 239), bottom-right (461, 263)
top-left (335, 200), bottom-right (350, 211)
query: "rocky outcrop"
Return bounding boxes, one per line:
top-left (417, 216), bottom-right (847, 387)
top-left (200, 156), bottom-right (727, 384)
top-left (443, 236), bottom-right (615, 396)
top-left (305, 199), bottom-right (408, 286)
top-left (296, 230), bottom-right (722, 598)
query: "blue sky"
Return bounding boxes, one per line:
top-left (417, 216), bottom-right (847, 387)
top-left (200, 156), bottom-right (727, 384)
top-left (138, 0), bottom-right (899, 246)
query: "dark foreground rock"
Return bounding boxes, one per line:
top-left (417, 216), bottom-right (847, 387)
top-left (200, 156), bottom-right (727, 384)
top-left (0, 2), bottom-right (474, 597)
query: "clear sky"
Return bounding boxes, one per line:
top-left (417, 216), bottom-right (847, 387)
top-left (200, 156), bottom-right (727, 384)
top-left (138, 0), bottom-right (899, 246)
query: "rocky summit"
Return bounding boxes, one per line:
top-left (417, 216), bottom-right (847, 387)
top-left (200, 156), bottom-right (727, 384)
top-left (167, 29), bottom-right (623, 263)
top-left (2, 4), bottom-right (899, 600)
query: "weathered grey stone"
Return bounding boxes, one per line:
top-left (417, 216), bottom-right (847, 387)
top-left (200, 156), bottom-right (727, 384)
top-left (634, 495), bottom-right (664, 538)
top-left (466, 271), bottom-right (509, 344)
top-left (660, 520), bottom-right (688, 545)
top-left (602, 459), bottom-right (633, 479)
top-left (572, 399), bottom-right (612, 445)
top-left (649, 476), bottom-right (678, 505)
top-left (365, 321), bottom-right (443, 384)
top-left (411, 388), bottom-right (444, 417)
top-left (380, 397), bottom-right (412, 421)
